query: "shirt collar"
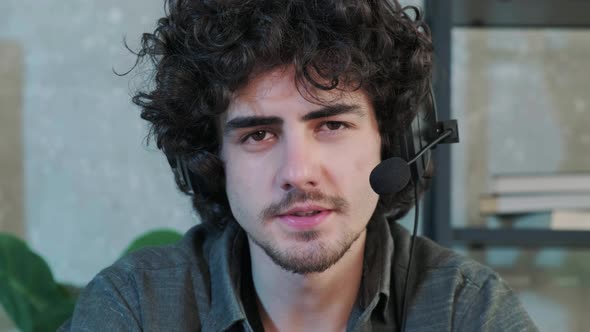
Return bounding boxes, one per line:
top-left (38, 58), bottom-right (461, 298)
top-left (359, 214), bottom-right (394, 319)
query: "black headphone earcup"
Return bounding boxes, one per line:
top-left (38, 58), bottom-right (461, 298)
top-left (399, 91), bottom-right (435, 187)
top-left (183, 151), bottom-right (226, 196)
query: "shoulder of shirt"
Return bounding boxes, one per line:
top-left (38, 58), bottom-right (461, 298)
top-left (96, 222), bottom-right (223, 278)
top-left (390, 221), bottom-right (503, 290)
top-left (64, 223), bottom-right (227, 330)
top-left (388, 222), bottom-right (537, 330)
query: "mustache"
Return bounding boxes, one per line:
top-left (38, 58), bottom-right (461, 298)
top-left (259, 189), bottom-right (349, 220)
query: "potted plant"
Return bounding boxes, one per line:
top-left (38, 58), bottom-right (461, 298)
top-left (0, 229), bottom-right (182, 331)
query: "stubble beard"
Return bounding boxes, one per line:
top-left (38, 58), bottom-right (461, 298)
top-left (249, 226), bottom-right (363, 275)
top-left (246, 188), bottom-right (363, 274)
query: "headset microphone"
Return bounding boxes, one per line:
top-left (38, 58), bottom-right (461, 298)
top-left (367, 86), bottom-right (459, 332)
top-left (369, 157), bottom-right (411, 195)
top-left (369, 127), bottom-right (455, 195)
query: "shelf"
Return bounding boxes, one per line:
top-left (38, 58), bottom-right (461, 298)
top-left (452, 0), bottom-right (590, 28)
top-left (453, 228), bottom-right (590, 248)
top-left (424, 1), bottom-right (590, 250)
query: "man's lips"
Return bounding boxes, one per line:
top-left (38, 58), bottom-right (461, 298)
top-left (275, 205), bottom-right (333, 230)
top-left (277, 204), bottom-right (332, 217)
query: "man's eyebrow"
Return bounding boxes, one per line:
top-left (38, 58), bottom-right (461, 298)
top-left (301, 104), bottom-right (365, 121)
top-left (223, 116), bottom-right (283, 135)
top-left (223, 103), bottom-right (364, 136)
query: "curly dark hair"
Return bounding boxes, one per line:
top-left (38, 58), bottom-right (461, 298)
top-left (129, 0), bottom-right (434, 227)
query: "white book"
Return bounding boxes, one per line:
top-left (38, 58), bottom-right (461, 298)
top-left (550, 210), bottom-right (590, 230)
top-left (489, 173), bottom-right (590, 194)
top-left (479, 193), bottom-right (590, 215)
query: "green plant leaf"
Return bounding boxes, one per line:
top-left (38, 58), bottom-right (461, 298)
top-left (0, 233), bottom-right (76, 332)
top-left (122, 229), bottom-right (183, 256)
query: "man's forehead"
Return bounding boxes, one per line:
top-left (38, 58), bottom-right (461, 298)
top-left (217, 72), bottom-right (288, 125)
top-left (234, 66), bottom-right (298, 101)
top-left (225, 68), bottom-right (369, 120)
top-left (228, 68), bottom-right (309, 118)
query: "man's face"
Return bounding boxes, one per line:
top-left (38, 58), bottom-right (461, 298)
top-left (220, 67), bottom-right (381, 274)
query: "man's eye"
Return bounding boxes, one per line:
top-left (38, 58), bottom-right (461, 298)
top-left (242, 130), bottom-right (272, 143)
top-left (322, 121), bottom-right (349, 131)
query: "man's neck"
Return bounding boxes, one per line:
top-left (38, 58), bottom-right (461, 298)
top-left (248, 230), bottom-right (367, 332)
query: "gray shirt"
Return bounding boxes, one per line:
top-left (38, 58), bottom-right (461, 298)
top-left (59, 216), bottom-right (538, 331)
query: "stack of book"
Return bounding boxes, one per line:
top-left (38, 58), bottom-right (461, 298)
top-left (479, 173), bottom-right (590, 230)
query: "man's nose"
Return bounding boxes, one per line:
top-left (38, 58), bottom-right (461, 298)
top-left (276, 135), bottom-right (321, 192)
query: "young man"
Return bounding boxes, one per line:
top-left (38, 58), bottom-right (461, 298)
top-left (61, 0), bottom-right (537, 331)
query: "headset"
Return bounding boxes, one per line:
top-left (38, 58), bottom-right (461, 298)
top-left (370, 87), bottom-right (459, 195)
top-left (369, 86), bottom-right (459, 331)
top-left (164, 86), bottom-right (460, 331)
top-left (165, 153), bottom-right (196, 195)
top-left (402, 89), bottom-right (459, 182)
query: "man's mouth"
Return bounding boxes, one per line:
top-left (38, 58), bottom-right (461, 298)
top-left (278, 204), bottom-right (330, 217)
top-left (277, 208), bottom-right (333, 230)
top-left (289, 210), bottom-right (322, 217)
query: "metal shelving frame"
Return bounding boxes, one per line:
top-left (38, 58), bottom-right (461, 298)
top-left (423, 0), bottom-right (590, 248)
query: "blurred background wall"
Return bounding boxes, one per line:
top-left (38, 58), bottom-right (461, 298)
top-left (0, 1), bottom-right (196, 329)
top-left (0, 41), bottom-right (24, 245)
top-left (1, 0), bottom-right (589, 331)
top-left (451, 28), bottom-right (590, 332)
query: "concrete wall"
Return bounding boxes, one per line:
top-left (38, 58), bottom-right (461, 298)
top-left (1, 0), bottom-right (197, 284)
top-left (0, 42), bottom-right (24, 240)
top-left (0, 40), bottom-right (24, 332)
top-left (0, 2), bottom-right (196, 329)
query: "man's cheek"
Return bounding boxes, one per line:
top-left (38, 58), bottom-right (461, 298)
top-left (227, 163), bottom-right (262, 197)
top-left (352, 155), bottom-right (375, 175)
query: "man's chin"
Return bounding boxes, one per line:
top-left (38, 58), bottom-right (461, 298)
top-left (251, 232), bottom-right (360, 275)
top-left (264, 245), bottom-right (341, 275)
top-left (283, 229), bottom-right (322, 242)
